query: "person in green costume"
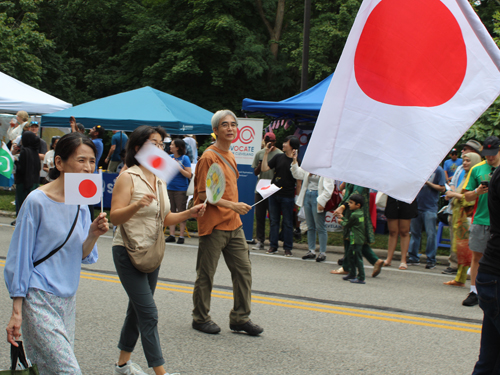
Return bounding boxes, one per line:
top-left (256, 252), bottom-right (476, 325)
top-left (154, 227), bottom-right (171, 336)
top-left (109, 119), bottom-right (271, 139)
top-left (330, 183), bottom-right (384, 277)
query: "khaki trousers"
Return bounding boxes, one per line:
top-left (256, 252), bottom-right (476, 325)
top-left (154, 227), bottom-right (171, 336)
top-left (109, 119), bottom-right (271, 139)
top-left (192, 227), bottom-right (252, 325)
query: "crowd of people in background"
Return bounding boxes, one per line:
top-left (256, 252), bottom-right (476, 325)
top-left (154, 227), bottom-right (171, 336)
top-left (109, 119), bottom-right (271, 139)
top-left (3, 109), bottom-right (500, 373)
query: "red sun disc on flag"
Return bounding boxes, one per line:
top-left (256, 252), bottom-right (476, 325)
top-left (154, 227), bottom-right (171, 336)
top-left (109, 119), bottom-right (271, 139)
top-left (354, 0), bottom-right (467, 107)
top-left (149, 156), bottom-right (164, 169)
top-left (79, 179), bottom-right (97, 198)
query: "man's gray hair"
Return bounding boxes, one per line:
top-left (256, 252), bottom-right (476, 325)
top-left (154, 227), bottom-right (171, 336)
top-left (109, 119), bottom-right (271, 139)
top-left (211, 110), bottom-right (238, 131)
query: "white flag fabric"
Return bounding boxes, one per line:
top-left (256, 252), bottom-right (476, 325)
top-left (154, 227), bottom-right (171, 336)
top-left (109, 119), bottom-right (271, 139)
top-left (64, 173), bottom-right (102, 205)
top-left (302, 0), bottom-right (500, 203)
top-left (135, 142), bottom-right (180, 183)
top-left (256, 179), bottom-right (281, 200)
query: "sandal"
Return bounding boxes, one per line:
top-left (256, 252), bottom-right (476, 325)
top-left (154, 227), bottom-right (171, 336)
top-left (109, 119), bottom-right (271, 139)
top-left (383, 261), bottom-right (392, 267)
top-left (443, 280), bottom-right (465, 287)
top-left (330, 267), bottom-right (348, 275)
top-left (398, 263), bottom-right (407, 270)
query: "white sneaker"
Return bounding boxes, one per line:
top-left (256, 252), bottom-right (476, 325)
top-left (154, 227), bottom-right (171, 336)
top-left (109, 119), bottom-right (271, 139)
top-left (252, 242), bottom-right (264, 250)
top-left (114, 361), bottom-right (148, 375)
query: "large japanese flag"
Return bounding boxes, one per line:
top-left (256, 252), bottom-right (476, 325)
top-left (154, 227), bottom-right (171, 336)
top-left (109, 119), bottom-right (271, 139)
top-left (302, 0), bottom-right (500, 203)
top-left (65, 173), bottom-right (102, 205)
top-left (135, 142), bottom-right (180, 183)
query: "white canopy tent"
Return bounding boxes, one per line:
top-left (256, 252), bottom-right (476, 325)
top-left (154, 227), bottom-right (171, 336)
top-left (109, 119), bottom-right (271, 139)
top-left (0, 71), bottom-right (72, 114)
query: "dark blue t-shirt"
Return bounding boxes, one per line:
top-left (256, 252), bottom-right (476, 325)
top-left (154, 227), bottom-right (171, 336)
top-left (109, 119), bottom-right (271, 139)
top-left (444, 158), bottom-right (462, 178)
top-left (111, 132), bottom-right (128, 161)
top-left (92, 138), bottom-right (103, 173)
top-left (167, 154), bottom-right (191, 191)
top-left (416, 166), bottom-right (446, 212)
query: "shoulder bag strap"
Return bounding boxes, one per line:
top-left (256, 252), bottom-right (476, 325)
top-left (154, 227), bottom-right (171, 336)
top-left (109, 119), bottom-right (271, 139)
top-left (205, 148), bottom-right (237, 177)
top-left (34, 205), bottom-right (80, 267)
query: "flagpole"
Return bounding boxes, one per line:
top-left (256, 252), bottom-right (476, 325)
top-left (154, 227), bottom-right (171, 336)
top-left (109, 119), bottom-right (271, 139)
top-left (99, 167), bottom-right (103, 214)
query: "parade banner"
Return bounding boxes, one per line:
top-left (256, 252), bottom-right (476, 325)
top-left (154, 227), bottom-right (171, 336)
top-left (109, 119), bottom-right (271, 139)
top-left (231, 118), bottom-right (264, 241)
top-left (302, 0), bottom-right (500, 203)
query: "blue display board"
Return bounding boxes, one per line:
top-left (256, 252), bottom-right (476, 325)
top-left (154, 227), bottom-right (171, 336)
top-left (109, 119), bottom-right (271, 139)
top-left (237, 165), bottom-right (258, 241)
top-left (98, 172), bottom-right (118, 209)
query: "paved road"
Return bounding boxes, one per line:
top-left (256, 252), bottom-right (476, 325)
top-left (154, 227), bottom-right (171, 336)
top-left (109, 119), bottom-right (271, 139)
top-left (0, 216), bottom-right (484, 374)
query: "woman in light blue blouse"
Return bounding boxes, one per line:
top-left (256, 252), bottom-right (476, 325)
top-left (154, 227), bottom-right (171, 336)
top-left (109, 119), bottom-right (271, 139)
top-left (5, 132), bottom-right (109, 374)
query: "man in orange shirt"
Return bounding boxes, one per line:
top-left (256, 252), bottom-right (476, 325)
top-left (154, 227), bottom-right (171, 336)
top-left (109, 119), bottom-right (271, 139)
top-left (191, 110), bottom-right (263, 336)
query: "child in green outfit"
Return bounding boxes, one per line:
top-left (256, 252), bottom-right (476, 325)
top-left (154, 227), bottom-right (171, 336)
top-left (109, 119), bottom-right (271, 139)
top-left (339, 194), bottom-right (366, 284)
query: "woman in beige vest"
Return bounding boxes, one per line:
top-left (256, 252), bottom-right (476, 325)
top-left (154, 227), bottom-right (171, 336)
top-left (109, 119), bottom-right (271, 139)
top-left (110, 125), bottom-right (205, 375)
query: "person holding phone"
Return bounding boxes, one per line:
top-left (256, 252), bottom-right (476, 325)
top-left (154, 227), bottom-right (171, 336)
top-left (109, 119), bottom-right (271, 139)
top-left (261, 135), bottom-right (301, 256)
top-left (251, 132), bottom-right (282, 250)
top-left (460, 136), bottom-right (500, 306)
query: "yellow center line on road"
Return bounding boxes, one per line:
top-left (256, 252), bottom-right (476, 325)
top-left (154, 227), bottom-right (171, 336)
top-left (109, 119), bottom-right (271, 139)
top-left (0, 263), bottom-right (482, 333)
top-left (78, 271), bottom-right (481, 333)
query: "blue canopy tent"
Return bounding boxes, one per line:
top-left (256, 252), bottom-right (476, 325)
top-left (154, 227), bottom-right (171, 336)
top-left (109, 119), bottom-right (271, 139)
top-left (41, 86), bottom-right (213, 134)
top-left (241, 74), bottom-right (332, 120)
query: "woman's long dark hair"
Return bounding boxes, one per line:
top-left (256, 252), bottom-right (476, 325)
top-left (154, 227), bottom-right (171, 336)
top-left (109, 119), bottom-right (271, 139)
top-left (172, 139), bottom-right (186, 156)
top-left (48, 133), bottom-right (97, 180)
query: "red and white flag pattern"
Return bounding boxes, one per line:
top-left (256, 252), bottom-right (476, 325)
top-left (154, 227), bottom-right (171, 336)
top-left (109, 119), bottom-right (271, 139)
top-left (256, 179), bottom-right (281, 200)
top-left (64, 173), bottom-right (102, 205)
top-left (302, 0), bottom-right (500, 203)
top-left (135, 142), bottom-right (180, 183)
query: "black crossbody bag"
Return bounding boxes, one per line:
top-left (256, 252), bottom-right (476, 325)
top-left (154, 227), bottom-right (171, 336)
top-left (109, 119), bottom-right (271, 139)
top-left (33, 205), bottom-right (80, 267)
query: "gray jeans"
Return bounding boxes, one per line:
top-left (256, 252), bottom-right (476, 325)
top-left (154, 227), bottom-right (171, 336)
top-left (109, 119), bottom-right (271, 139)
top-left (113, 245), bottom-right (165, 368)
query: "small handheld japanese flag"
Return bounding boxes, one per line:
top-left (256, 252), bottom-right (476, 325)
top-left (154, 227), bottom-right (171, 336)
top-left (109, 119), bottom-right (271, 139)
top-left (64, 173), bottom-right (102, 205)
top-left (135, 142), bottom-right (180, 183)
top-left (256, 179), bottom-right (281, 200)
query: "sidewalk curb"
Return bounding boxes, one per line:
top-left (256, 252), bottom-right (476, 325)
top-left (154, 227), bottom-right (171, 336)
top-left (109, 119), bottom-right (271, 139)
top-left (0, 211), bottom-right (451, 264)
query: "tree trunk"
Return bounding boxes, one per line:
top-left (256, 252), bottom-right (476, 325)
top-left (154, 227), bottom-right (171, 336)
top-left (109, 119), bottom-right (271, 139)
top-left (255, 0), bottom-right (286, 59)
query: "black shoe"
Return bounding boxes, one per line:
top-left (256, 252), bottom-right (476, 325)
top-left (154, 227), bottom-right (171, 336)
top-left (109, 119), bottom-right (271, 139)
top-left (192, 320), bottom-right (221, 334)
top-left (266, 247), bottom-right (278, 254)
top-left (165, 235), bottom-right (176, 243)
top-left (349, 278), bottom-right (366, 284)
top-left (316, 254), bottom-right (326, 262)
top-left (177, 237), bottom-right (185, 244)
top-left (10, 220), bottom-right (16, 226)
top-left (462, 292), bottom-right (479, 307)
top-left (342, 274), bottom-right (356, 281)
top-left (425, 263), bottom-right (436, 270)
top-left (407, 258), bottom-right (420, 266)
top-left (442, 267), bottom-right (458, 275)
top-left (302, 252), bottom-right (316, 260)
top-left (337, 257), bottom-right (344, 266)
top-left (230, 320), bottom-right (263, 336)
top-left (284, 250), bottom-right (293, 257)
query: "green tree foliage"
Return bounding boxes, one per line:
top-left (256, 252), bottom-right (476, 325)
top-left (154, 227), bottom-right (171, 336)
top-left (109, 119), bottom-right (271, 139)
top-left (461, 4), bottom-right (500, 143)
top-left (0, 0), bottom-right (53, 86)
